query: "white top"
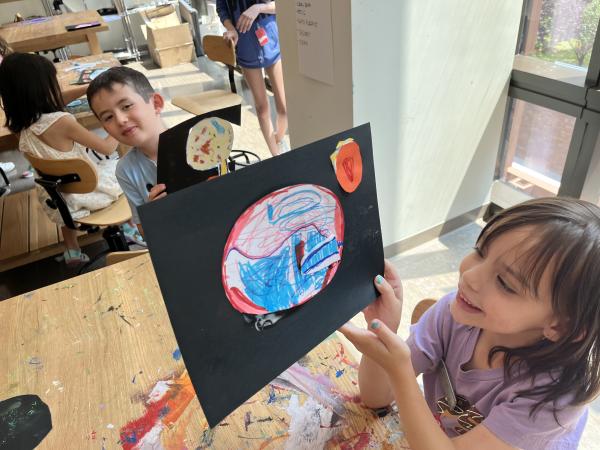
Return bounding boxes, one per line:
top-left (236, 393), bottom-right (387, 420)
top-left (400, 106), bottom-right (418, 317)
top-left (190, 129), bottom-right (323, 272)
top-left (19, 112), bottom-right (122, 224)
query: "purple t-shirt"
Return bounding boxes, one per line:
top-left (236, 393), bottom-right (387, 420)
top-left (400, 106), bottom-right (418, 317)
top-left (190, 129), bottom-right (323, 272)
top-left (406, 292), bottom-right (587, 449)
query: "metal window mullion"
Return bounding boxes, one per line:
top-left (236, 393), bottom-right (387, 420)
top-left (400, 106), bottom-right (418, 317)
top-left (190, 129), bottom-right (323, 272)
top-left (585, 15), bottom-right (600, 88)
top-left (558, 112), bottom-right (600, 197)
top-left (508, 86), bottom-right (582, 117)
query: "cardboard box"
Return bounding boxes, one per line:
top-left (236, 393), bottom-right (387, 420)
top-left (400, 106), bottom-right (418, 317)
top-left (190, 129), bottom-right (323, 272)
top-left (141, 5), bottom-right (195, 68)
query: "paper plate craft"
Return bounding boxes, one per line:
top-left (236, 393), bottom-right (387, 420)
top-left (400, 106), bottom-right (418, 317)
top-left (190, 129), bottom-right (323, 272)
top-left (186, 117), bottom-right (233, 171)
top-left (222, 184), bottom-right (344, 327)
top-left (157, 105), bottom-right (241, 194)
top-left (330, 138), bottom-right (363, 193)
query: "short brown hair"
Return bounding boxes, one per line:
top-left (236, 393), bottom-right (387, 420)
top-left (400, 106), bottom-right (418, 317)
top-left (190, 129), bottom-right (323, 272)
top-left (87, 66), bottom-right (155, 115)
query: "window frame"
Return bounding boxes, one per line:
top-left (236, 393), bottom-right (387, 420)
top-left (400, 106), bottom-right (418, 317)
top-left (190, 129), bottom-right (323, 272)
top-left (496, 0), bottom-right (600, 201)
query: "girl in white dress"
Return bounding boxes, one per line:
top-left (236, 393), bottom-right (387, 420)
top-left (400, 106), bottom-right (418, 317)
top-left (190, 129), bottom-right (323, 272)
top-left (0, 53), bottom-right (122, 265)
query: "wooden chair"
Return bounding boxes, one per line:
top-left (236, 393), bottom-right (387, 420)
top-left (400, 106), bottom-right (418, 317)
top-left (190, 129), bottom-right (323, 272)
top-left (411, 299), bottom-right (437, 325)
top-left (25, 154), bottom-right (132, 253)
top-left (171, 35), bottom-right (242, 116)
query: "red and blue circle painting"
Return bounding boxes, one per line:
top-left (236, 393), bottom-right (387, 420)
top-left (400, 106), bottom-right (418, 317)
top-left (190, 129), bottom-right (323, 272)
top-left (222, 184), bottom-right (344, 315)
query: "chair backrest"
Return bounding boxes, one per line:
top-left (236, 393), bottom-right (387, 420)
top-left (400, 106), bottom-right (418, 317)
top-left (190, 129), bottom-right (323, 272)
top-left (411, 298), bottom-right (437, 325)
top-left (203, 35), bottom-right (236, 67)
top-left (24, 153), bottom-right (98, 194)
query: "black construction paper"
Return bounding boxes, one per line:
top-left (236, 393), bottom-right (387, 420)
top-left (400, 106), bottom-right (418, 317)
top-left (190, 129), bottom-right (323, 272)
top-left (140, 123), bottom-right (383, 427)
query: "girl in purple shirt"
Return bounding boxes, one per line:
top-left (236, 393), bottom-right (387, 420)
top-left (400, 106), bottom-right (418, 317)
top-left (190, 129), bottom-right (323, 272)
top-left (341, 197), bottom-right (600, 449)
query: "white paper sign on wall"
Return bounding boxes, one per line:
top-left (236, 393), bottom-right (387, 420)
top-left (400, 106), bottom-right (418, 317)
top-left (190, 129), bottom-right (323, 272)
top-left (295, 0), bottom-right (334, 85)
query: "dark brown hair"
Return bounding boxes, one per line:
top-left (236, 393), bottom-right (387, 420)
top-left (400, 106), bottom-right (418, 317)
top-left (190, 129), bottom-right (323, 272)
top-left (0, 53), bottom-right (64, 133)
top-left (478, 197), bottom-right (600, 417)
top-left (86, 66), bottom-right (154, 115)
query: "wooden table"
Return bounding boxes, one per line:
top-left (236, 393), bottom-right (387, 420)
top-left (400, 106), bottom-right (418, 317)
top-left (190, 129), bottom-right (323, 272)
top-left (0, 52), bottom-right (119, 152)
top-left (0, 10), bottom-right (108, 55)
top-left (0, 254), bottom-right (411, 449)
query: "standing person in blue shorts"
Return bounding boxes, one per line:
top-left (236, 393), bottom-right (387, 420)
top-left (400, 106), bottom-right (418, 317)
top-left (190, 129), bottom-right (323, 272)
top-left (216, 0), bottom-right (288, 156)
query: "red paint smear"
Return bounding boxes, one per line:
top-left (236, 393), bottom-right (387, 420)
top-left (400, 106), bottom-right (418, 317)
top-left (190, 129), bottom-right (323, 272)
top-left (120, 394), bottom-right (169, 450)
top-left (193, 154), bottom-right (199, 162)
top-left (329, 432), bottom-right (371, 450)
top-left (119, 372), bottom-right (195, 449)
top-left (200, 139), bottom-right (212, 155)
top-left (229, 287), bottom-right (269, 315)
top-left (335, 343), bottom-right (359, 369)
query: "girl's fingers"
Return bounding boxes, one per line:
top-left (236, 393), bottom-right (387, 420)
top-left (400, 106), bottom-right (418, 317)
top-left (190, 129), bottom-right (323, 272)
top-left (338, 321), bottom-right (364, 339)
top-left (373, 274), bottom-right (397, 303)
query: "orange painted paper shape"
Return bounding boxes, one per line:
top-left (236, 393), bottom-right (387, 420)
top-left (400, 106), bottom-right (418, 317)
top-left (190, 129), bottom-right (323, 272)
top-left (330, 138), bottom-right (363, 193)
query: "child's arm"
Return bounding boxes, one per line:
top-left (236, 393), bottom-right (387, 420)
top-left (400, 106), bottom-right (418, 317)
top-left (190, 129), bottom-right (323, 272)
top-left (61, 116), bottom-right (118, 156)
top-left (341, 322), bottom-right (516, 450)
top-left (62, 84), bottom-right (88, 106)
top-left (355, 264), bottom-right (403, 407)
top-left (237, 2), bottom-right (275, 34)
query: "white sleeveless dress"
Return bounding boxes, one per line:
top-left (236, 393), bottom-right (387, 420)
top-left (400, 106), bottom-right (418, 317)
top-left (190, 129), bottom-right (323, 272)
top-left (19, 112), bottom-right (122, 225)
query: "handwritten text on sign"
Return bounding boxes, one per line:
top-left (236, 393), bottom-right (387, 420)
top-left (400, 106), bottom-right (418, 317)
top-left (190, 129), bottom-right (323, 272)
top-left (296, 0), bottom-right (334, 85)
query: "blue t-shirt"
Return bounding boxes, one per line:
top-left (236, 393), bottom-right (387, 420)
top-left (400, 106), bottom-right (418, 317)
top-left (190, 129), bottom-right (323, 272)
top-left (115, 148), bottom-right (157, 224)
top-left (407, 292), bottom-right (587, 449)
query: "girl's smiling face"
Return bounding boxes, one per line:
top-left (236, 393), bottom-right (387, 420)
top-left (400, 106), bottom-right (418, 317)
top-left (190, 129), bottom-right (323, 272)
top-left (451, 226), bottom-right (561, 348)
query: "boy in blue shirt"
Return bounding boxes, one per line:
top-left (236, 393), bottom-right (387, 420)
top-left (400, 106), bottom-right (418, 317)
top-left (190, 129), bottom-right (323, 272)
top-left (87, 67), bottom-right (168, 237)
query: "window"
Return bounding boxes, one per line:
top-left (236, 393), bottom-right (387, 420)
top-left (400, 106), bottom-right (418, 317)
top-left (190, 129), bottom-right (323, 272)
top-left (494, 0), bottom-right (600, 205)
top-left (500, 99), bottom-right (576, 197)
top-left (520, 0), bottom-right (600, 70)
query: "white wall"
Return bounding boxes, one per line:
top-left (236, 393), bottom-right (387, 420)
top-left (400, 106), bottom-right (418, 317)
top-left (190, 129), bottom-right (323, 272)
top-left (277, 0), bottom-right (354, 148)
top-left (351, 1), bottom-right (522, 246)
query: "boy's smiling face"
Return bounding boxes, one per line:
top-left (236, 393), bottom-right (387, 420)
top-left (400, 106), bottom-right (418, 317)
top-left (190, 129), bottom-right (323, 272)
top-left (90, 82), bottom-right (165, 152)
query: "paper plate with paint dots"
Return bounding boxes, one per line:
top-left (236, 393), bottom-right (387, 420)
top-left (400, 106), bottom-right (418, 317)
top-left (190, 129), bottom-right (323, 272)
top-left (186, 117), bottom-right (233, 171)
top-left (222, 184), bottom-right (345, 329)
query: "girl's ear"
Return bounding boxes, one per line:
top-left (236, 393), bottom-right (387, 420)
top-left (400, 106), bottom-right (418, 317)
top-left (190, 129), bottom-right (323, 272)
top-left (542, 317), bottom-right (565, 342)
top-left (543, 318), bottom-right (585, 343)
top-left (151, 93), bottom-right (165, 114)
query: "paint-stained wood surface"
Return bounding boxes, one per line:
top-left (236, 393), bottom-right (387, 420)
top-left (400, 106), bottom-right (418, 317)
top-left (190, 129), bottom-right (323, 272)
top-left (0, 254), bottom-right (411, 449)
top-left (0, 10), bottom-right (108, 55)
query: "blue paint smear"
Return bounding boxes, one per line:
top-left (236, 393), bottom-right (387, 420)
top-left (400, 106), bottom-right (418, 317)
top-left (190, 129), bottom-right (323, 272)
top-left (172, 348), bottom-right (182, 361)
top-left (237, 230), bottom-right (336, 312)
top-left (211, 119), bottom-right (225, 134)
top-left (267, 386), bottom-right (276, 404)
top-left (336, 369), bottom-right (345, 378)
